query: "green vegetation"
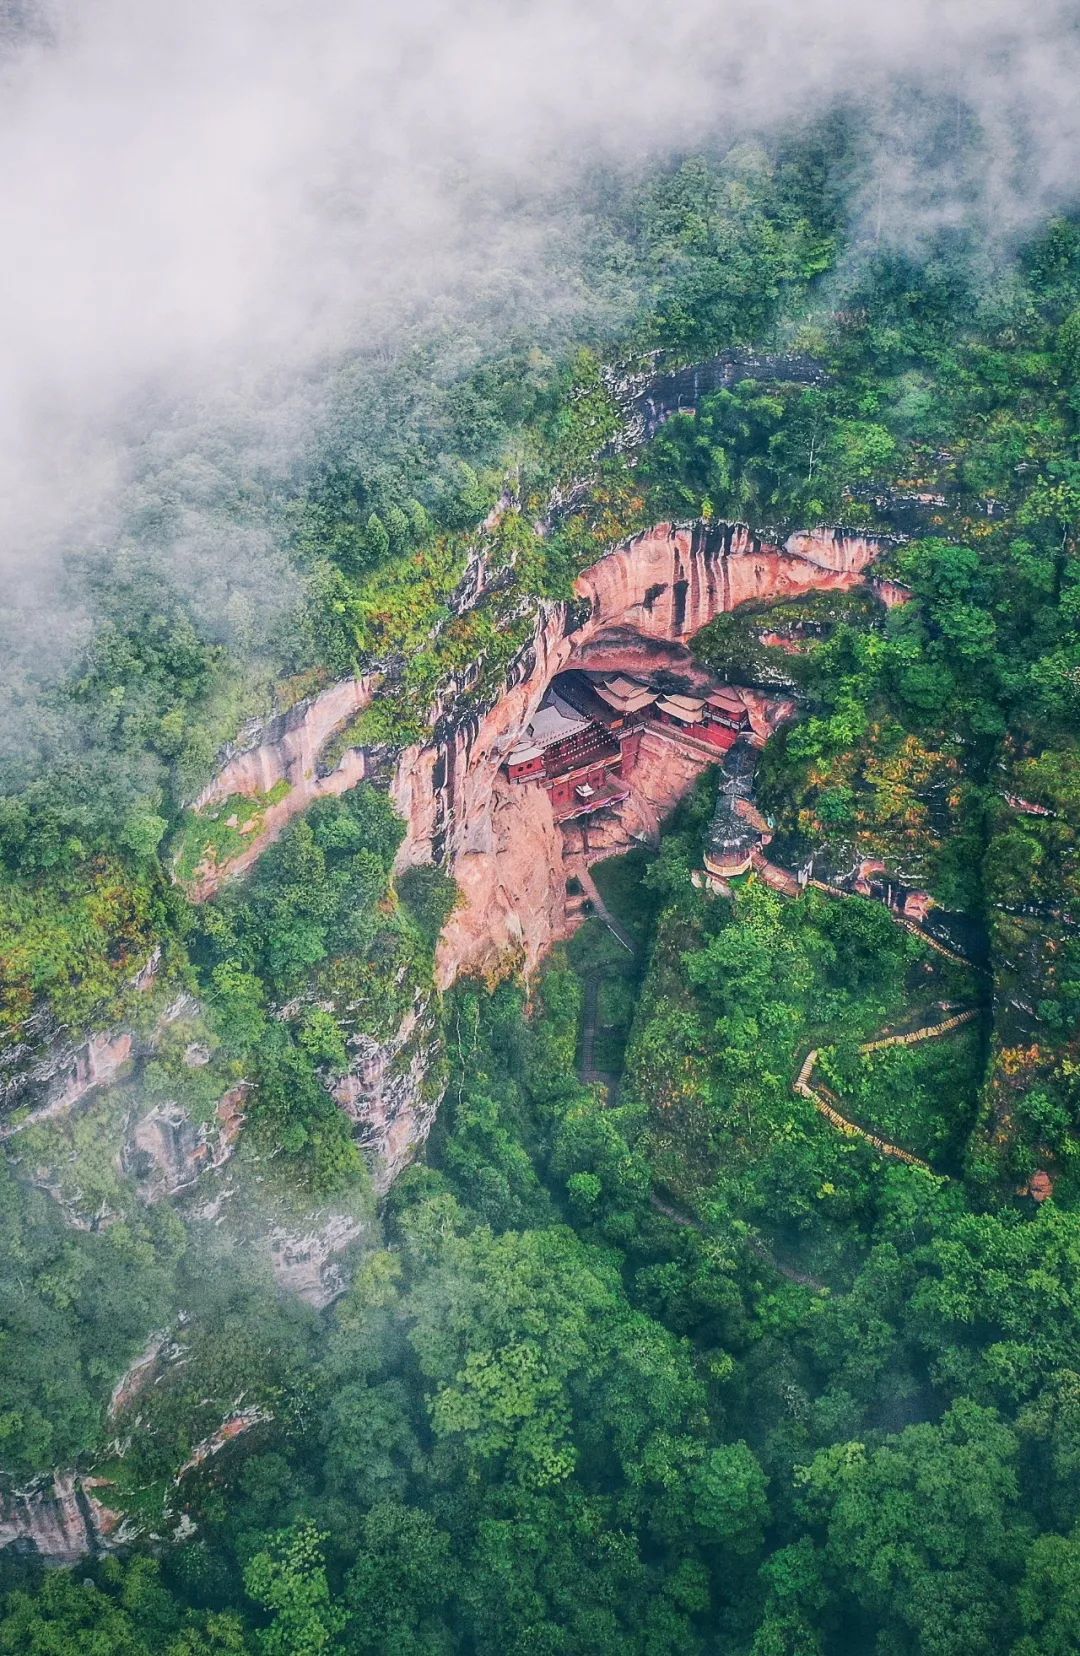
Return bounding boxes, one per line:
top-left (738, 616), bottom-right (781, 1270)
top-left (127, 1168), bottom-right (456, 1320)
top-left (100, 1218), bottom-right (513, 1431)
top-left (193, 783), bottom-right (439, 1195)
top-left (1, 881), bottom-right (1071, 1655)
top-left (589, 847), bottom-right (663, 950)
top-left (1, 122), bottom-right (1079, 1656)
top-left (173, 783), bottom-right (292, 887)
top-left (815, 1019), bottom-right (984, 1167)
top-left (0, 856), bottom-right (168, 1041)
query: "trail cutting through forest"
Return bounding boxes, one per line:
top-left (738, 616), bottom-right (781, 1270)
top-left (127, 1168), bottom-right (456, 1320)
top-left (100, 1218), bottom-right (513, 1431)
top-left (646, 868), bottom-right (987, 1295)
top-left (649, 1193), bottom-right (829, 1291)
top-left (579, 976), bottom-right (620, 1103)
top-left (577, 871), bottom-right (637, 1104)
top-left (793, 1010), bottom-right (980, 1171)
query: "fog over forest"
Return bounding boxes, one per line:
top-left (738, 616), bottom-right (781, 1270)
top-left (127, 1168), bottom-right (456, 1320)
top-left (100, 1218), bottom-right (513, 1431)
top-left (1, 7), bottom-right (1080, 1652)
top-left (2, 0), bottom-right (1079, 617)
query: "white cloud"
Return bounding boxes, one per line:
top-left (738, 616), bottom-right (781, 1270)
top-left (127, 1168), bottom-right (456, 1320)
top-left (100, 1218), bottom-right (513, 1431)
top-left (1, 0), bottom-right (1078, 605)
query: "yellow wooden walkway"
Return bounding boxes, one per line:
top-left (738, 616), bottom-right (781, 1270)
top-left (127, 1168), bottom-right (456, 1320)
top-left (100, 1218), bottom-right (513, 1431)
top-left (793, 1009), bottom-right (979, 1171)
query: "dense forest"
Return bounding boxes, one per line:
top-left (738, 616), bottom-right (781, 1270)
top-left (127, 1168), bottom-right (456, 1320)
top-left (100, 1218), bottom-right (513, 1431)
top-left (1, 112), bottom-right (1079, 1656)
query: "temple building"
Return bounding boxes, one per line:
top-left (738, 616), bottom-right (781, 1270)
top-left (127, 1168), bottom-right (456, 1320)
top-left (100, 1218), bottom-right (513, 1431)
top-left (504, 671), bottom-right (761, 825)
top-left (705, 687), bottom-right (752, 734)
top-left (555, 670), bottom-right (657, 731)
top-left (503, 692), bottom-right (630, 822)
top-left (654, 691), bottom-right (706, 730)
top-left (591, 675), bottom-right (660, 724)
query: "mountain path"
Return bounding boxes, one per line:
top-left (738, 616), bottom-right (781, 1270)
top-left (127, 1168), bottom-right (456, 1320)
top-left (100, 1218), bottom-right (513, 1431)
top-left (793, 1008), bottom-right (980, 1171)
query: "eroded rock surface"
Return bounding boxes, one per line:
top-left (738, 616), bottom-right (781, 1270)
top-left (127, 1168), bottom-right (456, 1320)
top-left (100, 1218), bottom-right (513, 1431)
top-left (190, 675), bottom-right (379, 899)
top-left (268, 1212), bottom-right (370, 1308)
top-left (146, 519), bottom-right (890, 1174)
top-left (122, 1086), bottom-right (247, 1204)
top-left (330, 1000), bottom-right (445, 1191)
top-left (0, 1030), bottom-right (134, 1137)
top-left (394, 520), bottom-right (887, 984)
top-left (0, 1474), bottom-right (129, 1564)
top-left (175, 1407), bottom-right (273, 1482)
top-left (192, 677), bottom-right (376, 809)
top-left (186, 521), bottom-right (886, 992)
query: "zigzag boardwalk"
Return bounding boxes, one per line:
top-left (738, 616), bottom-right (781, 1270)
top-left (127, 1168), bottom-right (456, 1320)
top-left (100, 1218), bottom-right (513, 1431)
top-left (793, 1008), bottom-right (980, 1172)
top-left (647, 862), bottom-right (986, 1285)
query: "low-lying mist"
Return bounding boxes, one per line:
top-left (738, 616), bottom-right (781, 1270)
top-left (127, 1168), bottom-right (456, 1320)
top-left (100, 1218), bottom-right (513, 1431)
top-left (2, 0), bottom-right (1079, 721)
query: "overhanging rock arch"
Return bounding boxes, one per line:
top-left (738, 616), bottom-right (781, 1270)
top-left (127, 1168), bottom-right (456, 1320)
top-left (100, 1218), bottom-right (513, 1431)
top-left (391, 520), bottom-right (897, 985)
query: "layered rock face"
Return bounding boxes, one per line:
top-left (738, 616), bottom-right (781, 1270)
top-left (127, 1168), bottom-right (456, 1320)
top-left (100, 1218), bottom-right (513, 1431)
top-left (267, 1213), bottom-right (370, 1308)
top-left (432, 768), bottom-right (573, 985)
top-left (630, 351), bottom-right (830, 438)
top-left (185, 521), bottom-right (883, 987)
top-left (191, 676), bottom-right (378, 900)
top-left (122, 1086), bottom-right (246, 1204)
top-left (0, 1474), bottom-right (128, 1564)
top-left (0, 1029), bottom-right (134, 1137)
top-left (7, 522), bottom-right (888, 1206)
top-left (572, 522), bottom-right (882, 648)
top-left (394, 521), bottom-right (887, 985)
top-left (329, 997), bottom-right (446, 1192)
top-left (192, 676), bottom-right (375, 810)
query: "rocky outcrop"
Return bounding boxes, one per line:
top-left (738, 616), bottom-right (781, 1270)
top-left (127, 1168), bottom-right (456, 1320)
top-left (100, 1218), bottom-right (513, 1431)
top-left (187, 521), bottom-right (884, 963)
top-left (438, 770), bottom-right (572, 982)
top-left (121, 1085), bottom-right (247, 1203)
top-left (394, 520), bottom-right (887, 984)
top-left (176, 518), bottom-right (889, 1156)
top-left (108, 1328), bottom-right (177, 1419)
top-left (175, 1407), bottom-right (273, 1482)
top-left (191, 677), bottom-right (376, 809)
top-left (628, 351), bottom-right (829, 441)
top-left (0, 1474), bottom-right (128, 1563)
top-left (0, 962), bottom-right (184, 1137)
top-left (329, 1001), bottom-right (445, 1191)
top-left (870, 577), bottom-right (912, 610)
top-left (189, 675), bottom-right (379, 900)
top-left (268, 1212), bottom-right (370, 1308)
top-left (0, 1029), bottom-right (134, 1138)
top-left (575, 522), bottom-right (882, 648)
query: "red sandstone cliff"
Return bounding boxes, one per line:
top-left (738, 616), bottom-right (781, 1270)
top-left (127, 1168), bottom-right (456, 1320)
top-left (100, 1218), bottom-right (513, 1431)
top-left (188, 521), bottom-right (887, 982)
top-left (0, 1474), bottom-right (129, 1564)
top-left (192, 676), bottom-right (376, 810)
top-left (189, 676), bottom-right (378, 899)
top-left (394, 521), bottom-right (889, 985)
top-left (573, 522), bottom-right (883, 651)
top-left (170, 518), bottom-right (891, 1157)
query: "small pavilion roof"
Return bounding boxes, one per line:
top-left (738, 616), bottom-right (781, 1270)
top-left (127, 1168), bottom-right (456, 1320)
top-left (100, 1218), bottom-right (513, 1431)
top-left (655, 694), bottom-right (704, 724)
top-left (594, 676), bottom-right (658, 712)
top-left (706, 687), bottom-right (747, 715)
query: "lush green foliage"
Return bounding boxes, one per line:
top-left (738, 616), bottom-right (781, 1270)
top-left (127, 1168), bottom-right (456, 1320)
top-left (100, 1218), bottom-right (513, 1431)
top-left (2, 123), bottom-right (1080, 1656)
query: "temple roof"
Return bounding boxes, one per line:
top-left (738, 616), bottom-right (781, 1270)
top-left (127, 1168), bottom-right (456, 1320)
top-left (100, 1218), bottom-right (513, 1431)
top-left (706, 807), bottom-right (759, 858)
top-left (706, 687), bottom-right (747, 714)
top-left (527, 700), bottom-right (589, 748)
top-left (593, 676), bottom-right (658, 712)
top-left (655, 694), bottom-right (704, 723)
